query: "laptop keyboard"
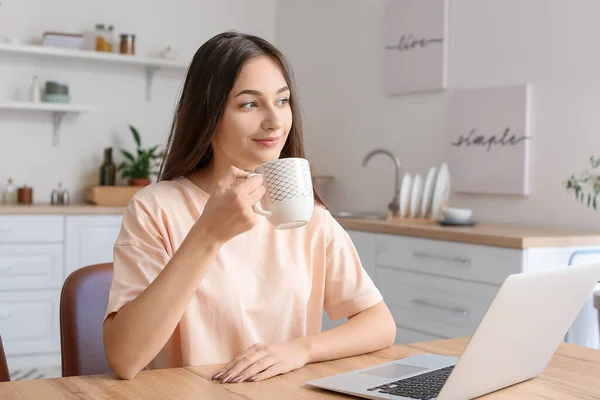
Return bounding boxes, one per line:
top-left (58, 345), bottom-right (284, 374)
top-left (366, 365), bottom-right (454, 399)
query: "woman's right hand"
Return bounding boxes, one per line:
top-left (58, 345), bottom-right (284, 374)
top-left (194, 166), bottom-right (266, 244)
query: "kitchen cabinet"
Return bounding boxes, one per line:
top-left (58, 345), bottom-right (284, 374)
top-left (377, 233), bottom-right (600, 347)
top-left (65, 215), bottom-right (123, 276)
top-left (326, 225), bottom-right (600, 349)
top-left (0, 214), bottom-right (122, 372)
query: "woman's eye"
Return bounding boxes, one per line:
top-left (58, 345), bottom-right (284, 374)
top-left (241, 101), bottom-right (257, 109)
top-left (277, 97), bottom-right (290, 106)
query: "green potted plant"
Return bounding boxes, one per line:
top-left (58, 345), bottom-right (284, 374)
top-left (565, 156), bottom-right (600, 210)
top-left (118, 125), bottom-right (164, 186)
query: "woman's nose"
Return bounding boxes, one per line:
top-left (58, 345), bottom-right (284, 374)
top-left (261, 109), bottom-right (284, 131)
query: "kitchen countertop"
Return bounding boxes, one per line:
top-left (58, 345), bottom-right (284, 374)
top-left (337, 217), bottom-right (600, 249)
top-left (0, 204), bottom-right (126, 215)
top-left (1, 204), bottom-right (599, 249)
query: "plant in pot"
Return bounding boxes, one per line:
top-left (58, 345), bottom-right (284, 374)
top-left (118, 125), bottom-right (164, 186)
top-left (565, 156), bottom-right (600, 210)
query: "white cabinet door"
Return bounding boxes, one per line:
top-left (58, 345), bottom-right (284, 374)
top-left (0, 215), bottom-right (63, 243)
top-left (376, 266), bottom-right (499, 338)
top-left (376, 234), bottom-right (524, 285)
top-left (0, 290), bottom-right (61, 356)
top-left (64, 215), bottom-right (123, 277)
top-left (0, 244), bottom-right (64, 291)
top-left (321, 230), bottom-right (377, 332)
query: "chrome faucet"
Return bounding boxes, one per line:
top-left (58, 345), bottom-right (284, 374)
top-left (362, 148), bottom-right (402, 217)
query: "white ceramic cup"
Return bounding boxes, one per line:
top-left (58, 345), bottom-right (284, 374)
top-left (248, 158), bottom-right (314, 230)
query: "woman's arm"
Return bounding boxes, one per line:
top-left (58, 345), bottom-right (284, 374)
top-left (213, 301), bottom-right (396, 383)
top-left (103, 227), bottom-right (221, 380)
top-left (103, 168), bottom-right (265, 380)
top-left (303, 300), bottom-right (396, 362)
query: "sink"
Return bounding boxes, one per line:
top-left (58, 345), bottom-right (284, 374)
top-left (332, 211), bottom-right (388, 221)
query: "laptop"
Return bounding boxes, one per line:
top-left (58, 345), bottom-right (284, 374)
top-left (307, 262), bottom-right (600, 400)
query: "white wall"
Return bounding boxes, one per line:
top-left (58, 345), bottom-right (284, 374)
top-left (0, 0), bottom-right (276, 203)
top-left (276, 0), bottom-right (600, 231)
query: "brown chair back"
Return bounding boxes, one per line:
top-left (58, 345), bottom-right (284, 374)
top-left (0, 335), bottom-right (9, 382)
top-left (60, 263), bottom-right (113, 377)
top-left (595, 291), bottom-right (600, 346)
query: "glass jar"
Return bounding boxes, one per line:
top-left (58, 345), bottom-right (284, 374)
top-left (119, 34), bottom-right (135, 55)
top-left (95, 24), bottom-right (113, 52)
top-left (106, 25), bottom-right (114, 52)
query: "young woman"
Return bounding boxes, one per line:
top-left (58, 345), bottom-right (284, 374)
top-left (103, 31), bottom-right (396, 383)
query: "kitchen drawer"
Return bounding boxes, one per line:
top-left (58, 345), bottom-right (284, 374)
top-left (376, 266), bottom-right (499, 338)
top-left (0, 215), bottom-right (64, 243)
top-left (0, 244), bottom-right (64, 291)
top-left (376, 234), bottom-right (524, 285)
top-left (0, 290), bottom-right (60, 356)
top-left (395, 326), bottom-right (446, 345)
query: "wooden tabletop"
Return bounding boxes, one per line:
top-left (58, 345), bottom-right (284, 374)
top-left (1, 338), bottom-right (599, 399)
top-left (337, 217), bottom-right (600, 249)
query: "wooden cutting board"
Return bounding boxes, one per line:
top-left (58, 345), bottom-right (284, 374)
top-left (84, 185), bottom-right (144, 206)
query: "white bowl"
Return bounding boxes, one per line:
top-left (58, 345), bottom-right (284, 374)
top-left (441, 207), bottom-right (473, 222)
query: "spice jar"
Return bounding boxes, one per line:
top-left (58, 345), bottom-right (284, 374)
top-left (119, 34), bottom-right (135, 55)
top-left (50, 182), bottom-right (70, 205)
top-left (17, 186), bottom-right (32, 205)
top-left (95, 24), bottom-right (113, 52)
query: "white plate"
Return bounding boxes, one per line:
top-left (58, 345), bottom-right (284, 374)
top-left (409, 174), bottom-right (423, 218)
top-left (421, 166), bottom-right (437, 218)
top-left (399, 173), bottom-right (412, 218)
top-left (430, 163), bottom-right (450, 220)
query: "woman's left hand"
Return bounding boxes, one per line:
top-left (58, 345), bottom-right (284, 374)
top-left (212, 341), bottom-right (310, 383)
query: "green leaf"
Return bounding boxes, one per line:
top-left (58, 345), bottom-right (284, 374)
top-left (587, 193), bottom-right (590, 207)
top-left (121, 150), bottom-right (136, 163)
top-left (117, 125), bottom-right (164, 181)
top-left (148, 145), bottom-right (159, 157)
top-left (130, 125), bottom-right (141, 148)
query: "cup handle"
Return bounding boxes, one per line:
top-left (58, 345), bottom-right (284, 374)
top-left (247, 173), bottom-right (271, 217)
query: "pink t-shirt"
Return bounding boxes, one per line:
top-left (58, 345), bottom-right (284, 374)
top-left (105, 176), bottom-right (382, 369)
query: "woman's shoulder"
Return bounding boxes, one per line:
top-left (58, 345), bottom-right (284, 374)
top-left (306, 202), bottom-right (338, 232)
top-left (125, 177), bottom-right (204, 214)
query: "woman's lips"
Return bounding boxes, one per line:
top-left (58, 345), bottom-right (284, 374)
top-left (252, 137), bottom-right (281, 148)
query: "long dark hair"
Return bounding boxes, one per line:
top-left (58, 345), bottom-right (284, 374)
top-left (158, 31), bottom-right (324, 205)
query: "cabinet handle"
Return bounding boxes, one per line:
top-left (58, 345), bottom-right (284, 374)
top-left (412, 251), bottom-right (471, 265)
top-left (411, 298), bottom-right (470, 316)
top-left (0, 313), bottom-right (10, 320)
top-left (0, 228), bottom-right (11, 233)
top-left (0, 267), bottom-right (12, 273)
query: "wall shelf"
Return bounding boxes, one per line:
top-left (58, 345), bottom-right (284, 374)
top-left (0, 43), bottom-right (189, 101)
top-left (0, 101), bottom-right (96, 146)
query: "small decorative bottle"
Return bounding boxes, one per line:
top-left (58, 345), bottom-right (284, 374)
top-left (99, 147), bottom-right (116, 186)
top-left (3, 178), bottom-right (17, 204)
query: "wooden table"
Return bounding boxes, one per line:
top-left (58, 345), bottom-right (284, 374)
top-left (2, 338), bottom-right (599, 399)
